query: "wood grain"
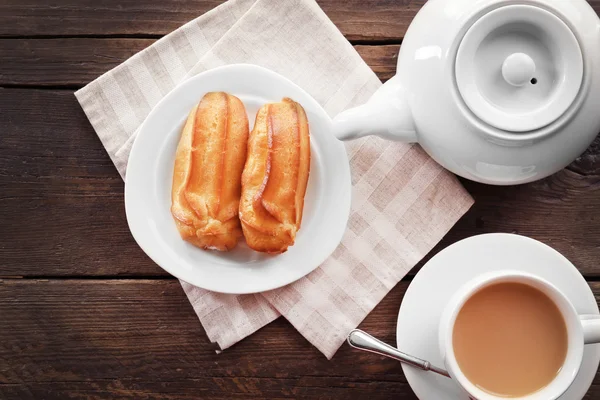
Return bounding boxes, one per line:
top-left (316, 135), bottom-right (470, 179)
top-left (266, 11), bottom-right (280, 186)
top-left (1, 88), bottom-right (600, 277)
top-left (1, 0), bottom-right (598, 40)
top-left (354, 44), bottom-right (398, 82)
top-left (0, 88), bottom-right (163, 277)
top-left (0, 279), bottom-right (413, 399)
top-left (0, 39), bottom-right (399, 86)
top-left (427, 169), bottom-right (600, 277)
top-left (0, 38), bottom-right (155, 87)
top-left (0, 0), bottom-right (423, 41)
top-left (1, 279), bottom-right (599, 399)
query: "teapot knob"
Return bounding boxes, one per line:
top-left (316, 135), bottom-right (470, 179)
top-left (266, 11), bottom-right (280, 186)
top-left (502, 52), bottom-right (536, 87)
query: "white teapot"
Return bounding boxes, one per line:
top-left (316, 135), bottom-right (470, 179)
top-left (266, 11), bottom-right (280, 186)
top-left (332, 0), bottom-right (600, 185)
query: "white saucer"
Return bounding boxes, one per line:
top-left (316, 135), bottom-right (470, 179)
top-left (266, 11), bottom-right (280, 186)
top-left (125, 64), bottom-right (351, 294)
top-left (397, 233), bottom-right (600, 399)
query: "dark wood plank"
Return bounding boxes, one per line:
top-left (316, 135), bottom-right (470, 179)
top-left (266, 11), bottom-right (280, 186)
top-left (1, 88), bottom-right (600, 277)
top-left (0, 38), bottom-right (155, 87)
top-left (0, 279), bottom-right (599, 399)
top-left (1, 1), bottom-right (599, 40)
top-left (0, 0), bottom-right (422, 41)
top-left (0, 88), bottom-right (163, 277)
top-left (355, 44), bottom-right (398, 83)
top-left (0, 39), bottom-right (398, 86)
top-left (425, 168), bottom-right (600, 277)
top-left (0, 279), bottom-right (415, 399)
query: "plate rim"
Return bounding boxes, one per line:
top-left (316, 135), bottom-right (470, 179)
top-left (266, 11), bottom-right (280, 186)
top-left (124, 63), bottom-right (351, 294)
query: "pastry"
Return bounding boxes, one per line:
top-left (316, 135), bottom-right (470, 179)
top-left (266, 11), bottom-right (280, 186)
top-left (171, 92), bottom-right (249, 251)
top-left (240, 98), bottom-right (310, 253)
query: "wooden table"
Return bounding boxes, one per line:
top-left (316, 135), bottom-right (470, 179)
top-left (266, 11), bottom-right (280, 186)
top-left (2, 1), bottom-right (600, 398)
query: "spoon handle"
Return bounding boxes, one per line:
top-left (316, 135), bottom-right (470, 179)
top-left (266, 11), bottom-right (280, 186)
top-left (347, 329), bottom-right (450, 378)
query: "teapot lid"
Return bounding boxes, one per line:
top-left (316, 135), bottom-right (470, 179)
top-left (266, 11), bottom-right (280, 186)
top-left (455, 4), bottom-right (583, 132)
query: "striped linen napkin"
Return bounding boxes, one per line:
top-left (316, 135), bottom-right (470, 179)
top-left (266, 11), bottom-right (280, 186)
top-left (75, 0), bottom-right (474, 359)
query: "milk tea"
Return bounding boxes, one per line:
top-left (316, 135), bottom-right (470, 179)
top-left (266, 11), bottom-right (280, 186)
top-left (453, 282), bottom-right (568, 397)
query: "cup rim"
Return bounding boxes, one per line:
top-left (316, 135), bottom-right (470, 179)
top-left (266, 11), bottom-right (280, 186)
top-left (441, 270), bottom-right (584, 400)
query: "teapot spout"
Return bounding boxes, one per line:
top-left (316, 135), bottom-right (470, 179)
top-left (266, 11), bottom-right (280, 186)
top-left (332, 76), bottom-right (417, 143)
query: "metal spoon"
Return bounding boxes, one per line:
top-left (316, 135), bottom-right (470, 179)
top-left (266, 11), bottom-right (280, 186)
top-left (347, 329), bottom-right (451, 378)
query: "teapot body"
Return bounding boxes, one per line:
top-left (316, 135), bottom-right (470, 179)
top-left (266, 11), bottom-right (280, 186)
top-left (333, 0), bottom-right (600, 185)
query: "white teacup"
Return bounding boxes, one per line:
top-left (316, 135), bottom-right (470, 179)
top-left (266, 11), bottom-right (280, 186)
top-left (438, 270), bottom-right (600, 400)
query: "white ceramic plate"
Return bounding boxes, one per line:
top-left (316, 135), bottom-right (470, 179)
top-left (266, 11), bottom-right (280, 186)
top-left (125, 64), bottom-right (351, 294)
top-left (397, 234), bottom-right (600, 399)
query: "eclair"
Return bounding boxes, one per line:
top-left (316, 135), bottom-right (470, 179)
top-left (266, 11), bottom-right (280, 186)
top-left (239, 98), bottom-right (310, 253)
top-left (171, 92), bottom-right (249, 251)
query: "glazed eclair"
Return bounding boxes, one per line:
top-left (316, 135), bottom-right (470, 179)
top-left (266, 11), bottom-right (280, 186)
top-left (171, 92), bottom-right (249, 251)
top-left (240, 98), bottom-right (310, 253)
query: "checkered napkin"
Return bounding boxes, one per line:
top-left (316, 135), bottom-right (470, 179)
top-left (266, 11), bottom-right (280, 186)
top-left (75, 0), bottom-right (474, 359)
